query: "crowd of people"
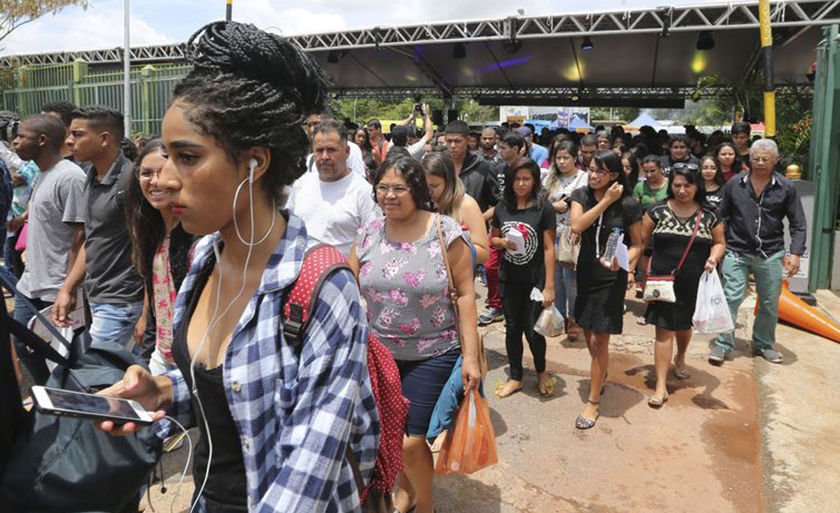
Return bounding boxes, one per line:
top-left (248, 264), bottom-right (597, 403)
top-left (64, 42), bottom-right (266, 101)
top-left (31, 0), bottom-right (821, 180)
top-left (0, 21), bottom-right (808, 513)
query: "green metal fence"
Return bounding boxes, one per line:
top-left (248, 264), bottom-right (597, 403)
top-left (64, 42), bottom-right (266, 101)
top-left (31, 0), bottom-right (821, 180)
top-left (1, 60), bottom-right (192, 136)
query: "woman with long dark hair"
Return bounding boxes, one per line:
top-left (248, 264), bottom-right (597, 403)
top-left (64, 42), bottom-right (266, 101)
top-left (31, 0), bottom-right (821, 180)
top-left (543, 141), bottom-right (587, 341)
top-left (354, 127), bottom-right (376, 180)
top-left (621, 150), bottom-right (641, 189)
top-left (570, 150), bottom-right (643, 429)
top-left (642, 164), bottom-right (725, 406)
top-left (350, 156), bottom-right (481, 513)
top-left (491, 157), bottom-right (556, 398)
top-left (125, 139), bottom-right (196, 375)
top-left (714, 142), bottom-right (743, 182)
top-left (700, 154), bottom-right (725, 210)
top-left (98, 21), bottom-right (378, 511)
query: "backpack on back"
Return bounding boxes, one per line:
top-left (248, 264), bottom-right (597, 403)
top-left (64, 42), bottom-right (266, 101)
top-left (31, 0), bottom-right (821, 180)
top-left (282, 244), bottom-right (409, 509)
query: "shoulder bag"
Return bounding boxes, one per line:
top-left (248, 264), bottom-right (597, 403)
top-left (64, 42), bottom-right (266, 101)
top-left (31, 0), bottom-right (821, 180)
top-left (436, 215), bottom-right (488, 380)
top-left (643, 209), bottom-right (703, 304)
top-left (557, 224), bottom-right (579, 269)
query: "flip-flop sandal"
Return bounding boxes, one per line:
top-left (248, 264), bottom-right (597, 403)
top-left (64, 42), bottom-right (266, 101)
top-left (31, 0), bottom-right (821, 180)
top-left (538, 376), bottom-right (557, 397)
top-left (495, 381), bottom-right (524, 398)
top-left (648, 391), bottom-right (669, 408)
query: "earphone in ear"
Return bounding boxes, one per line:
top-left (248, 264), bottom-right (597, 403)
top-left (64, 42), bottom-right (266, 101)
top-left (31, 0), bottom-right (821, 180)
top-left (248, 158), bottom-right (258, 184)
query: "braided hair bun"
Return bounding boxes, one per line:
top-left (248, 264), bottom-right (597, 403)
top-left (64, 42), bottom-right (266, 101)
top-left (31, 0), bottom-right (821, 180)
top-left (172, 21), bottom-right (330, 193)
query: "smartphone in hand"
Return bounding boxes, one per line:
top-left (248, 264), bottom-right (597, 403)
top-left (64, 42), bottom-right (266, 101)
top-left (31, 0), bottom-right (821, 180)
top-left (31, 386), bottom-right (154, 426)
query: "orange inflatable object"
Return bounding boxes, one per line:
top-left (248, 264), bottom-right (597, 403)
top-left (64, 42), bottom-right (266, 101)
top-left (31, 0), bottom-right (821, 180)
top-left (755, 282), bottom-right (840, 343)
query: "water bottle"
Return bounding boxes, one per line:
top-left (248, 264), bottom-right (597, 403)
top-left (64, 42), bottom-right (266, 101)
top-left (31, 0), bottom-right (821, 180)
top-left (603, 227), bottom-right (622, 263)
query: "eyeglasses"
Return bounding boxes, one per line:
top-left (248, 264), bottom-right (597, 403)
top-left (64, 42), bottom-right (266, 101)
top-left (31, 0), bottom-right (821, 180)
top-left (137, 167), bottom-right (162, 181)
top-left (751, 156), bottom-right (774, 163)
top-left (672, 163), bottom-right (699, 172)
top-left (588, 168), bottom-right (610, 177)
top-left (375, 184), bottom-right (411, 196)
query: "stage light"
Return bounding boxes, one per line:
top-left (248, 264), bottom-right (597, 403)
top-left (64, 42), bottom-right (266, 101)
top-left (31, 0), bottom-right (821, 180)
top-left (696, 31), bottom-right (715, 51)
top-left (453, 43), bottom-right (466, 59)
top-left (581, 37), bottom-right (594, 51)
top-left (327, 50), bottom-right (344, 64)
top-left (503, 39), bottom-right (523, 54)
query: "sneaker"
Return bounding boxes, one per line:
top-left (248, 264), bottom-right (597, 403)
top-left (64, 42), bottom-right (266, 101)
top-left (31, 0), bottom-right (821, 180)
top-left (478, 307), bottom-right (504, 326)
top-left (708, 345), bottom-right (728, 365)
top-left (754, 347), bottom-right (783, 364)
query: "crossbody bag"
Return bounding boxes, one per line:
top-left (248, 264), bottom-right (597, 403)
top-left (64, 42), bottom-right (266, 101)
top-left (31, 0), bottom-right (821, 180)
top-left (643, 209), bottom-right (702, 304)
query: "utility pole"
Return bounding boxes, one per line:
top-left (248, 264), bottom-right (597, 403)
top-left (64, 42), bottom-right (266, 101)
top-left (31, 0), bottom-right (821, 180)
top-left (226, 0), bottom-right (232, 21)
top-left (123, 0), bottom-right (131, 137)
top-left (758, 0), bottom-right (775, 137)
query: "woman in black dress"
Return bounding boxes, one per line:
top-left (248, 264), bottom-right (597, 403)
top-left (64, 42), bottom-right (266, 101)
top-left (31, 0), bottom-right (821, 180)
top-left (699, 155), bottom-right (725, 211)
top-left (570, 151), bottom-right (643, 429)
top-left (642, 165), bottom-right (725, 407)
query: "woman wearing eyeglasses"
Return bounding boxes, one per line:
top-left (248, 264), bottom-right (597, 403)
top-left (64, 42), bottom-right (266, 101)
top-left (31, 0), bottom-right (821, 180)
top-left (570, 150), bottom-right (643, 429)
top-left (125, 138), bottom-right (197, 375)
top-left (349, 156), bottom-right (481, 513)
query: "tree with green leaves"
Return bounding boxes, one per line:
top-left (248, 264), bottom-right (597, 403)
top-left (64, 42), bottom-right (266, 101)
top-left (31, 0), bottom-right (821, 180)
top-left (0, 0), bottom-right (88, 45)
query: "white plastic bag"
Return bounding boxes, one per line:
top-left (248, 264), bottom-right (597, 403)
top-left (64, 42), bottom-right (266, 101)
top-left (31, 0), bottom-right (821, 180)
top-left (534, 305), bottom-right (565, 338)
top-left (693, 270), bottom-right (734, 334)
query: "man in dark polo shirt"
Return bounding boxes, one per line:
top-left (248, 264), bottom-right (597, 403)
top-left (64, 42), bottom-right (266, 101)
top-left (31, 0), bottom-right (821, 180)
top-left (52, 106), bottom-right (144, 350)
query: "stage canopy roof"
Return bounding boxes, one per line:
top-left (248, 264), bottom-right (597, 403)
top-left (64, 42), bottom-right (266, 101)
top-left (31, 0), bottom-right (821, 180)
top-left (2, 0), bottom-right (838, 107)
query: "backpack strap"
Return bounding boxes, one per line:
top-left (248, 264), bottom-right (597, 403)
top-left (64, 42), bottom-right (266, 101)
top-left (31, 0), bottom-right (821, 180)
top-left (282, 244), bottom-right (352, 345)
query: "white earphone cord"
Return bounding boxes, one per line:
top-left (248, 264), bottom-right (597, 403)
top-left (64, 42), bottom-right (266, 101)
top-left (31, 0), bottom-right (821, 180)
top-left (186, 162), bottom-right (273, 512)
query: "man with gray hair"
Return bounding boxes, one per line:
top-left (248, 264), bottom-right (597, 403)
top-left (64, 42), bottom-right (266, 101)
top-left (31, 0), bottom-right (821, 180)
top-left (709, 138), bottom-right (807, 365)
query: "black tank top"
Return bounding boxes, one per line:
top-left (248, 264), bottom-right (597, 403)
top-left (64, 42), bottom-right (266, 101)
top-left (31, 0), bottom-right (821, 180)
top-left (172, 259), bottom-right (248, 512)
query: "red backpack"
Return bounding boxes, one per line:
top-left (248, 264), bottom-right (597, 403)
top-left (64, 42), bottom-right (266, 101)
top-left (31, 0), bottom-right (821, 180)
top-left (282, 244), bottom-right (409, 503)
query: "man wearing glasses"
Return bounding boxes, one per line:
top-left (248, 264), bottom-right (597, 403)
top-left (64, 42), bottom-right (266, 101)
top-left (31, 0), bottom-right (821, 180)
top-left (709, 139), bottom-right (807, 365)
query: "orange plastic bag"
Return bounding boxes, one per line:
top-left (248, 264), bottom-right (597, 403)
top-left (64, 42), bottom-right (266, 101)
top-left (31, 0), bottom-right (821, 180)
top-left (434, 389), bottom-right (499, 475)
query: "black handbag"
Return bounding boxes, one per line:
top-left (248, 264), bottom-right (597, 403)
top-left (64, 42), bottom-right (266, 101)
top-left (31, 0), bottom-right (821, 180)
top-left (0, 267), bottom-right (162, 513)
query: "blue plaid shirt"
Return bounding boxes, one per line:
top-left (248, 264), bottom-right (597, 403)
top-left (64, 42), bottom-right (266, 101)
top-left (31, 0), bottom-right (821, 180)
top-left (157, 214), bottom-right (379, 512)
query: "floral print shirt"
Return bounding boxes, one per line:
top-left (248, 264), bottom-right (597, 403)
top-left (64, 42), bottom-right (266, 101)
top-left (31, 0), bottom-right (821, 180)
top-left (356, 215), bottom-right (463, 361)
top-left (152, 236), bottom-right (177, 364)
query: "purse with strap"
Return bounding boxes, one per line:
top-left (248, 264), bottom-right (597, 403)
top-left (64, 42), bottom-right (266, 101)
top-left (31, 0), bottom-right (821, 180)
top-left (436, 215), bottom-right (488, 380)
top-left (643, 208), bottom-right (703, 304)
top-left (556, 224), bottom-right (579, 269)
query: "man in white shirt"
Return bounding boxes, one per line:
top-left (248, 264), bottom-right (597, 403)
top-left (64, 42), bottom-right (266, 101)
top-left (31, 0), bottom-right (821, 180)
top-left (288, 119), bottom-right (381, 256)
top-left (304, 112), bottom-right (365, 176)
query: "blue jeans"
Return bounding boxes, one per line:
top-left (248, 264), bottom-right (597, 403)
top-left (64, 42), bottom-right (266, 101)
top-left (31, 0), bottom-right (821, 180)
top-left (13, 295), bottom-right (53, 384)
top-left (713, 250), bottom-right (785, 352)
top-left (554, 235), bottom-right (578, 319)
top-left (89, 301), bottom-right (144, 351)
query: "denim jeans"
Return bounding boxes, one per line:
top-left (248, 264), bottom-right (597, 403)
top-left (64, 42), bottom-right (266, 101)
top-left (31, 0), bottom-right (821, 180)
top-left (554, 234), bottom-right (578, 319)
top-left (713, 250), bottom-right (785, 352)
top-left (89, 301), bottom-right (144, 351)
top-left (13, 295), bottom-right (53, 384)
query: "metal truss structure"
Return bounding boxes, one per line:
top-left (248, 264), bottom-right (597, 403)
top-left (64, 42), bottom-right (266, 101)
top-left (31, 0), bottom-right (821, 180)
top-left (2, 1), bottom-right (838, 67)
top-left (330, 84), bottom-right (814, 102)
top-left (293, 0), bottom-right (840, 51)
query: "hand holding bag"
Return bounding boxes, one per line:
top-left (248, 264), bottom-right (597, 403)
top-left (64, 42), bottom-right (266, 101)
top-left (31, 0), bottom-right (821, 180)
top-left (434, 388), bottom-right (499, 474)
top-left (644, 209), bottom-right (703, 304)
top-left (692, 270), bottom-right (735, 333)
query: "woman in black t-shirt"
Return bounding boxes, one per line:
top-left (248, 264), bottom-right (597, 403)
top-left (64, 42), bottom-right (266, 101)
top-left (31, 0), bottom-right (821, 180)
top-left (699, 155), bottom-right (725, 210)
top-left (491, 158), bottom-right (556, 398)
top-left (570, 151), bottom-right (643, 430)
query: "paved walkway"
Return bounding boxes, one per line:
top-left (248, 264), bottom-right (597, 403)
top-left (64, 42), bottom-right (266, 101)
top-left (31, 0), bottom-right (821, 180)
top-left (141, 289), bottom-right (840, 513)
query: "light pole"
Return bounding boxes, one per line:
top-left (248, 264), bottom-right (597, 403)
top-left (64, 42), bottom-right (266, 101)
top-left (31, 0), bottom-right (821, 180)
top-left (123, 0), bottom-right (131, 137)
top-left (226, 0), bottom-right (232, 21)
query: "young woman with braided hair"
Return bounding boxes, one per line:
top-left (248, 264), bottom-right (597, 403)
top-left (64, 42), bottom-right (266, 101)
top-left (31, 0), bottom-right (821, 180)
top-left (96, 22), bottom-right (378, 512)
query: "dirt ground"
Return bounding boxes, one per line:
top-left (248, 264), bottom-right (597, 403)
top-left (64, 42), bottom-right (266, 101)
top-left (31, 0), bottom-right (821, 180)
top-left (136, 288), bottom-right (840, 513)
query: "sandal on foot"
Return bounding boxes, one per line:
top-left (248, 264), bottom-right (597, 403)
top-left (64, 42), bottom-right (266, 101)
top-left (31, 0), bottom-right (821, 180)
top-left (495, 381), bottom-right (524, 398)
top-left (673, 367), bottom-right (690, 380)
top-left (538, 375), bottom-right (557, 397)
top-left (648, 391), bottom-right (669, 408)
top-left (575, 400), bottom-right (600, 430)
